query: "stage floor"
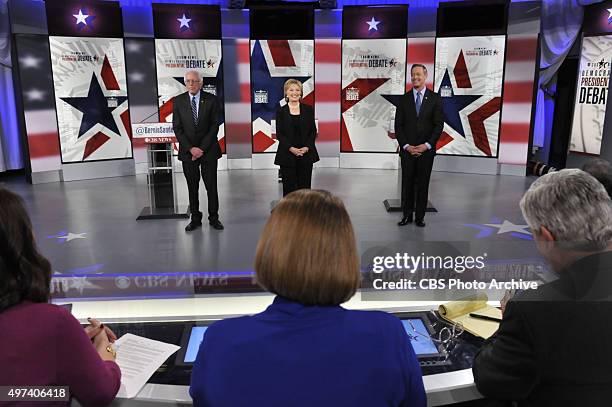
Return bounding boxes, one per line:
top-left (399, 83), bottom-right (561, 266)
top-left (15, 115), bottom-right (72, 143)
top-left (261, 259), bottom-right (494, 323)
top-left (1, 168), bottom-right (546, 301)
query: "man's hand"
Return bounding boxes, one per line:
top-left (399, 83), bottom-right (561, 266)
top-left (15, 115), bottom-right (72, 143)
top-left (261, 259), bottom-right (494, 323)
top-left (405, 145), bottom-right (420, 157)
top-left (298, 147), bottom-right (309, 155)
top-left (190, 147), bottom-right (204, 160)
top-left (414, 144), bottom-right (428, 154)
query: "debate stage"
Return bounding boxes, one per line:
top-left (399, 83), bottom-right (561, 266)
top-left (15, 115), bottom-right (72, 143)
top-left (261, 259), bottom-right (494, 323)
top-left (1, 168), bottom-right (546, 302)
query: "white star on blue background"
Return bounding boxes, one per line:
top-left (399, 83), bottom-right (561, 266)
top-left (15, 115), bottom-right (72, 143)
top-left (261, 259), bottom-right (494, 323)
top-left (73, 9), bottom-right (89, 26)
top-left (177, 14), bottom-right (192, 29)
top-left (366, 17), bottom-right (380, 31)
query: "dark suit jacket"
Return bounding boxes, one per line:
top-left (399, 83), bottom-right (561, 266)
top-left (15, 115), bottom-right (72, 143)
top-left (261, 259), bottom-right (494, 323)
top-left (274, 103), bottom-right (320, 167)
top-left (394, 89), bottom-right (443, 157)
top-left (473, 251), bottom-right (612, 406)
top-left (172, 91), bottom-right (222, 162)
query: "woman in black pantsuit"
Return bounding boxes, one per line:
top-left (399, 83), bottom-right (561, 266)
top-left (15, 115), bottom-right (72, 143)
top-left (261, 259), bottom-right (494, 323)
top-left (274, 79), bottom-right (319, 196)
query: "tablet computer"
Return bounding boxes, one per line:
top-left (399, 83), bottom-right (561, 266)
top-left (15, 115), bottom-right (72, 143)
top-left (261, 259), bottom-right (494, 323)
top-left (396, 312), bottom-right (446, 360)
top-left (175, 322), bottom-right (215, 366)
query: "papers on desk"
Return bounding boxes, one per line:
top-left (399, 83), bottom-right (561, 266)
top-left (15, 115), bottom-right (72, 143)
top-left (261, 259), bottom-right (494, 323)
top-left (438, 294), bottom-right (502, 339)
top-left (113, 333), bottom-right (180, 398)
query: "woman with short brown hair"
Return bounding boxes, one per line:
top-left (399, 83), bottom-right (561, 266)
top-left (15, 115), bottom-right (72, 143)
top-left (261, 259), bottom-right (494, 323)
top-left (191, 190), bottom-right (426, 407)
top-left (274, 78), bottom-right (320, 196)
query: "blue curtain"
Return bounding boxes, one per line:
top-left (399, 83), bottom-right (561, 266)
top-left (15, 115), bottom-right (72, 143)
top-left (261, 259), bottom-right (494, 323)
top-left (0, 0), bottom-right (23, 172)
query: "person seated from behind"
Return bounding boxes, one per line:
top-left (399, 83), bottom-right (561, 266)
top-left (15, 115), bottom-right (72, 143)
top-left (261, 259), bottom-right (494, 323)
top-left (190, 189), bottom-right (426, 407)
top-left (472, 169), bottom-right (612, 406)
top-left (582, 158), bottom-right (612, 198)
top-left (0, 187), bottom-right (121, 406)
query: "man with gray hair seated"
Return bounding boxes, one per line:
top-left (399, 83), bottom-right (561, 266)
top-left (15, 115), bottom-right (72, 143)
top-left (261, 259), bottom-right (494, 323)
top-left (472, 169), bottom-right (612, 407)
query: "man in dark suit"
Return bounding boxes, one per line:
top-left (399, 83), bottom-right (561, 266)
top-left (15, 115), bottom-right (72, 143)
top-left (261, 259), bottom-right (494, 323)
top-left (172, 70), bottom-right (223, 232)
top-left (473, 169), bottom-right (612, 406)
top-left (395, 64), bottom-right (443, 227)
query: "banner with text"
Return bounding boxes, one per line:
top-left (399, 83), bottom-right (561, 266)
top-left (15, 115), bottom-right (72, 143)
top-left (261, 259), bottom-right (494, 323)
top-left (570, 35), bottom-right (612, 156)
top-left (250, 39), bottom-right (314, 153)
top-left (155, 39), bottom-right (225, 152)
top-left (341, 39), bottom-right (406, 153)
top-left (50, 36), bottom-right (132, 163)
top-left (434, 36), bottom-right (505, 157)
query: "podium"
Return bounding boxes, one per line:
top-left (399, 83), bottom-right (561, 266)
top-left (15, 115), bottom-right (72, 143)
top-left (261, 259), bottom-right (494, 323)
top-left (133, 123), bottom-right (189, 220)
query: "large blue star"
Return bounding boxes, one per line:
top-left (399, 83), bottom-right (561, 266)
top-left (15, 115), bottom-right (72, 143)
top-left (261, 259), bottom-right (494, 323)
top-left (437, 69), bottom-right (480, 138)
top-left (250, 40), bottom-right (310, 124)
top-left (61, 74), bottom-right (127, 139)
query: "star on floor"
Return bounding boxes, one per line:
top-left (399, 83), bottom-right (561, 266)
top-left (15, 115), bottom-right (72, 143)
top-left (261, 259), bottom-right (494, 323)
top-left (484, 220), bottom-right (532, 235)
top-left (366, 17), bottom-right (380, 31)
top-left (53, 232), bottom-right (87, 242)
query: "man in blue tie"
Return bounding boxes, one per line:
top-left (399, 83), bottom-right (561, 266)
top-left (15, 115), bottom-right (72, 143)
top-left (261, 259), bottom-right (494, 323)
top-left (172, 70), bottom-right (224, 231)
top-left (395, 64), bottom-right (443, 227)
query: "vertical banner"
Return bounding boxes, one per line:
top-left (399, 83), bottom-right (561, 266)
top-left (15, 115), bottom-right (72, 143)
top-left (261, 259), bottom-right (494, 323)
top-left (153, 5), bottom-right (225, 152)
top-left (46, 1), bottom-right (132, 163)
top-left (341, 39), bottom-right (406, 152)
top-left (340, 6), bottom-right (407, 153)
top-left (434, 36), bottom-right (505, 157)
top-left (49, 37), bottom-right (132, 162)
top-left (570, 35), bottom-right (612, 156)
top-left (250, 39), bottom-right (314, 153)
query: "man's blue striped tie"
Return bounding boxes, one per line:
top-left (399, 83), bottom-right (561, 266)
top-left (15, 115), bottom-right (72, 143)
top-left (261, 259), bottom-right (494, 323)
top-left (191, 96), bottom-right (198, 125)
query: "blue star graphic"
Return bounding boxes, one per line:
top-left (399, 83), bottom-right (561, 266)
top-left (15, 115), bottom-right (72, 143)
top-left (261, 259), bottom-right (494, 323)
top-left (437, 69), bottom-right (480, 138)
top-left (61, 74), bottom-right (127, 139)
top-left (250, 40), bottom-right (310, 124)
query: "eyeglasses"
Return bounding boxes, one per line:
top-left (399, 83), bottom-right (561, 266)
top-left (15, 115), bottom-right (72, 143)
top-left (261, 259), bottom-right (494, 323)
top-left (185, 80), bottom-right (201, 84)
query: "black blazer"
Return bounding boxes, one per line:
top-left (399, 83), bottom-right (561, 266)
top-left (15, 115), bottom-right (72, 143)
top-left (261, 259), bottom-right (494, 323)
top-left (274, 103), bottom-right (320, 167)
top-left (394, 89), bottom-right (443, 157)
top-left (472, 251), bottom-right (612, 406)
top-left (172, 91), bottom-right (222, 162)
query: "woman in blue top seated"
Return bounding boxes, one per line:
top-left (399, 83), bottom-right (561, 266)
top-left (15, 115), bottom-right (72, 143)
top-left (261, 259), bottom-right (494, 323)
top-left (190, 189), bottom-right (426, 407)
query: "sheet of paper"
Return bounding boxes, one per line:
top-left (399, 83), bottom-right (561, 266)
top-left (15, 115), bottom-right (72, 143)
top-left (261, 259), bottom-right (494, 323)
top-left (113, 333), bottom-right (181, 398)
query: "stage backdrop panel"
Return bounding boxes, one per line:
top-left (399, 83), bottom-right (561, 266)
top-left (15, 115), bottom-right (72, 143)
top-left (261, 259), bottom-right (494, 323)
top-left (250, 39), bottom-right (314, 153)
top-left (341, 38), bottom-right (406, 153)
top-left (49, 36), bottom-right (133, 163)
top-left (570, 35), bottom-right (612, 156)
top-left (434, 36), bottom-right (505, 157)
top-left (155, 39), bottom-right (226, 152)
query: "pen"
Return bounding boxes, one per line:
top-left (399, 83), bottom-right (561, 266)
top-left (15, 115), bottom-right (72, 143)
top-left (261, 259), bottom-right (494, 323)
top-left (469, 313), bottom-right (502, 323)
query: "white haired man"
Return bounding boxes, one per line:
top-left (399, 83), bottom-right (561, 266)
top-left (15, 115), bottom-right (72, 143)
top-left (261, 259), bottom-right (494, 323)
top-left (473, 169), bottom-right (612, 406)
top-left (172, 70), bottom-right (223, 231)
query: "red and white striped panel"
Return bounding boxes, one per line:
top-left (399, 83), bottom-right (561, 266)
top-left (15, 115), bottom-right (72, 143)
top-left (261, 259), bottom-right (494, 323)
top-left (314, 38), bottom-right (342, 150)
top-left (23, 110), bottom-right (62, 172)
top-left (224, 38), bottom-right (252, 151)
top-left (407, 37), bottom-right (435, 91)
top-left (498, 34), bottom-right (538, 165)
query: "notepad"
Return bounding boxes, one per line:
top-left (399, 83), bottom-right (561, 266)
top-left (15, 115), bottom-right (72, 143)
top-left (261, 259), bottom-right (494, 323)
top-left (113, 334), bottom-right (180, 398)
top-left (438, 294), bottom-right (502, 339)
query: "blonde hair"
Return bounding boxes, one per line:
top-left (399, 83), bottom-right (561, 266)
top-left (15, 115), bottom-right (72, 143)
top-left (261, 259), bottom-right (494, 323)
top-left (255, 190), bottom-right (360, 306)
top-left (283, 79), bottom-right (303, 98)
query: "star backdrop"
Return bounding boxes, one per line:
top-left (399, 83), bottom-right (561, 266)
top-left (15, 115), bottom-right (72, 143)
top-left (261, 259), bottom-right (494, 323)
top-left (434, 36), bottom-right (505, 157)
top-left (250, 39), bottom-right (314, 153)
top-left (341, 39), bottom-right (406, 153)
top-left (49, 37), bottom-right (133, 162)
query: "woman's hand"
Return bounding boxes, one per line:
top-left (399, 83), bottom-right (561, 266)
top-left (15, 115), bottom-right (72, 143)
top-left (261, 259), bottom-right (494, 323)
top-left (289, 147), bottom-right (303, 156)
top-left (92, 329), bottom-right (116, 362)
top-left (84, 317), bottom-right (117, 343)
